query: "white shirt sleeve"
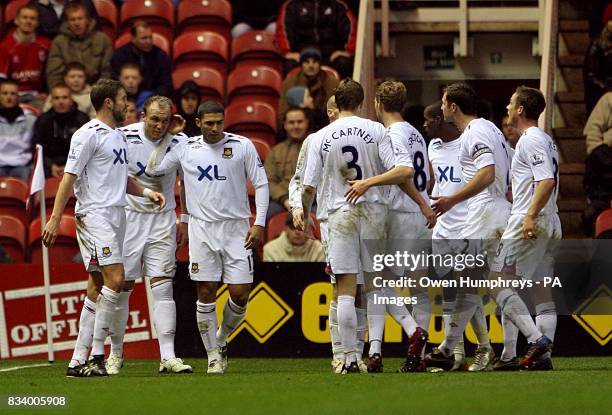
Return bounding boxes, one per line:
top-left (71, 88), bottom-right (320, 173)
top-left (388, 127), bottom-right (414, 168)
top-left (378, 124), bottom-right (396, 170)
top-left (64, 130), bottom-right (97, 176)
top-left (525, 136), bottom-right (555, 182)
top-left (244, 140), bottom-right (269, 227)
top-left (468, 128), bottom-right (496, 170)
top-left (146, 141), bottom-right (182, 176)
top-left (302, 136), bottom-right (322, 188)
top-left (289, 136), bottom-right (310, 211)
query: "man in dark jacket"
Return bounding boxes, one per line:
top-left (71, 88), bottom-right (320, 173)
top-left (32, 83), bottom-right (89, 177)
top-left (276, 0), bottom-right (357, 78)
top-left (175, 80), bottom-right (201, 137)
top-left (111, 21), bottom-right (173, 98)
top-left (584, 4), bottom-right (612, 113)
top-left (30, 0), bottom-right (98, 39)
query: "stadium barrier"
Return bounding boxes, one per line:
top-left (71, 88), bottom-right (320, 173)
top-left (0, 260), bottom-right (609, 359)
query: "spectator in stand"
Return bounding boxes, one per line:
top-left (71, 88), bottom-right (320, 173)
top-left (0, 80), bottom-right (36, 182)
top-left (118, 63), bottom-right (152, 112)
top-left (123, 98), bottom-right (139, 126)
top-left (583, 91), bottom-right (612, 235)
top-left (501, 114), bottom-right (520, 148)
top-left (45, 2), bottom-right (112, 88)
top-left (281, 85), bottom-right (327, 133)
top-left (43, 62), bottom-right (95, 118)
top-left (176, 80), bottom-right (201, 137)
top-left (231, 0), bottom-right (281, 38)
top-left (33, 83), bottom-right (89, 177)
top-left (111, 21), bottom-right (173, 98)
top-left (584, 4), bottom-right (612, 114)
top-left (0, 4), bottom-right (50, 108)
top-left (279, 47), bottom-right (338, 125)
top-left (265, 107), bottom-right (309, 219)
top-left (263, 213), bottom-right (325, 262)
top-left (276, 0), bottom-right (357, 78)
top-left (31, 0), bottom-right (98, 39)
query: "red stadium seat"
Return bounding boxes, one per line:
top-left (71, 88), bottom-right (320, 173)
top-left (0, 177), bottom-right (28, 226)
top-left (227, 66), bottom-right (282, 108)
top-left (29, 214), bottom-right (79, 264)
top-left (173, 31), bottom-right (228, 76)
top-left (119, 0), bottom-right (174, 41)
top-left (172, 66), bottom-right (224, 102)
top-left (250, 138), bottom-right (272, 163)
top-left (93, 0), bottom-right (117, 40)
top-left (177, 0), bottom-right (232, 42)
top-left (231, 31), bottom-right (283, 74)
top-left (595, 209), bottom-right (612, 238)
top-left (286, 65), bottom-right (340, 80)
top-left (0, 215), bottom-right (26, 262)
top-left (3, 0), bottom-right (29, 34)
top-left (266, 212), bottom-right (320, 242)
top-left (225, 102), bottom-right (277, 146)
top-left (115, 31), bottom-right (170, 55)
top-left (34, 176), bottom-right (76, 215)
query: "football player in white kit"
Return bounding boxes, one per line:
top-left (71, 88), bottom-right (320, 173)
top-left (301, 79), bottom-right (405, 373)
top-left (147, 101), bottom-right (269, 374)
top-left (490, 86), bottom-right (560, 370)
top-left (103, 96), bottom-right (193, 375)
top-left (41, 79), bottom-right (166, 377)
top-left (344, 81), bottom-right (433, 373)
top-left (424, 102), bottom-right (495, 371)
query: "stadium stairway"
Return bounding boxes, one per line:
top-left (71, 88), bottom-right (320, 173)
top-left (555, 19), bottom-right (590, 238)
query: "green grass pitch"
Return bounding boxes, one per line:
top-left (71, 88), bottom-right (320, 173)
top-left (0, 357), bottom-right (610, 415)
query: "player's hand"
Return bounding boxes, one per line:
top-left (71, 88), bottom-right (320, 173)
top-left (244, 225), bottom-right (265, 249)
top-left (345, 179), bottom-right (371, 204)
top-left (420, 204), bottom-right (437, 229)
top-left (292, 208), bottom-right (305, 230)
top-left (521, 215), bottom-right (537, 239)
top-left (168, 114), bottom-right (186, 135)
top-left (177, 222), bottom-right (188, 247)
top-left (41, 216), bottom-right (60, 248)
top-left (148, 191), bottom-right (166, 209)
top-left (431, 195), bottom-right (456, 216)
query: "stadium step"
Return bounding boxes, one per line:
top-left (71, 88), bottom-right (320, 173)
top-left (554, 128), bottom-right (586, 163)
top-left (556, 92), bottom-right (587, 129)
top-left (559, 162), bottom-right (585, 198)
top-left (558, 197), bottom-right (587, 237)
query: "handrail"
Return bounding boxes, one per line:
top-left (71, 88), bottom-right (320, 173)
top-left (352, 0), bottom-right (375, 119)
top-left (538, 0), bottom-right (558, 135)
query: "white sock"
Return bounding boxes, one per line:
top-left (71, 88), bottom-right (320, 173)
top-left (92, 286), bottom-right (119, 356)
top-left (384, 287), bottom-right (417, 336)
top-left (69, 297), bottom-right (97, 367)
top-left (439, 292), bottom-right (479, 356)
top-left (109, 290), bottom-right (131, 357)
top-left (442, 300), bottom-right (465, 359)
top-left (412, 292), bottom-right (431, 331)
top-left (196, 301), bottom-right (219, 362)
top-left (501, 313), bottom-right (519, 360)
top-left (329, 301), bottom-right (343, 359)
top-left (152, 280), bottom-right (176, 361)
top-left (355, 306), bottom-right (366, 360)
top-left (469, 295), bottom-right (491, 348)
top-left (216, 297), bottom-right (247, 347)
top-left (366, 291), bottom-right (385, 356)
top-left (535, 301), bottom-right (556, 359)
top-left (496, 288), bottom-right (542, 343)
top-left (337, 295), bottom-right (358, 364)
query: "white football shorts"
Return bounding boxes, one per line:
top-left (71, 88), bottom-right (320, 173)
top-left (75, 206), bottom-right (126, 273)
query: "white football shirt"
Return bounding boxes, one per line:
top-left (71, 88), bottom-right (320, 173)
top-left (64, 119), bottom-right (128, 214)
top-left (303, 116), bottom-right (393, 214)
top-left (387, 121), bottom-right (430, 212)
top-left (458, 118), bottom-right (511, 206)
top-left (148, 133), bottom-right (268, 224)
top-left (429, 137), bottom-right (468, 236)
top-left (510, 126), bottom-right (559, 216)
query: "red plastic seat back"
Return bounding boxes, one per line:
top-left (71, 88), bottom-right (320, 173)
top-left (173, 31), bottom-right (228, 76)
top-left (0, 214), bottom-right (26, 262)
top-left (172, 66), bottom-right (224, 102)
top-left (231, 31), bottom-right (283, 73)
top-left (595, 209), bottom-right (612, 238)
top-left (29, 214), bottom-right (79, 264)
top-left (227, 66), bottom-right (282, 108)
top-left (119, 0), bottom-right (174, 41)
top-left (93, 0), bottom-right (117, 39)
top-left (250, 138), bottom-right (272, 163)
top-left (0, 177), bottom-right (28, 226)
top-left (177, 0), bottom-right (232, 42)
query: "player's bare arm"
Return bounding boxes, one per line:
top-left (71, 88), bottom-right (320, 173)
top-left (126, 176), bottom-right (166, 209)
top-left (42, 172), bottom-right (77, 247)
top-left (345, 165), bottom-right (413, 204)
top-left (300, 185), bottom-right (316, 232)
top-left (177, 179), bottom-right (189, 247)
top-left (432, 164), bottom-right (495, 215)
top-left (522, 178), bottom-right (555, 239)
top-left (399, 179), bottom-right (437, 229)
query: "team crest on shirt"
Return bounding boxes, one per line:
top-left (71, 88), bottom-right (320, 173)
top-left (222, 147), bottom-right (233, 159)
top-left (191, 263), bottom-right (199, 274)
top-left (531, 153), bottom-right (544, 166)
top-left (101, 247), bottom-right (112, 258)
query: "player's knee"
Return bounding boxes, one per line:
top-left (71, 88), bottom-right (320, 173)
top-left (86, 286), bottom-right (100, 301)
top-left (151, 279), bottom-right (173, 302)
top-left (122, 280), bottom-right (135, 292)
top-left (196, 283), bottom-right (216, 303)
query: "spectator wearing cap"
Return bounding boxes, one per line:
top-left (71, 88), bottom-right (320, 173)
top-left (0, 79), bottom-right (36, 182)
top-left (176, 80), bottom-right (202, 137)
top-left (279, 47), bottom-right (338, 127)
top-left (263, 213), bottom-right (325, 262)
top-left (111, 21), bottom-right (173, 98)
top-left (31, 0), bottom-right (98, 39)
top-left (584, 4), bottom-right (612, 114)
top-left (276, 0), bottom-right (357, 78)
top-left (45, 2), bottom-right (112, 88)
top-left (0, 3), bottom-right (50, 107)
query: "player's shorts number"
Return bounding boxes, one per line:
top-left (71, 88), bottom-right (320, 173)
top-left (413, 151), bottom-right (427, 191)
top-left (342, 145), bottom-right (363, 180)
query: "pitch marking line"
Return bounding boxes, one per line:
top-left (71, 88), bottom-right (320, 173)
top-left (0, 363), bottom-right (53, 372)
